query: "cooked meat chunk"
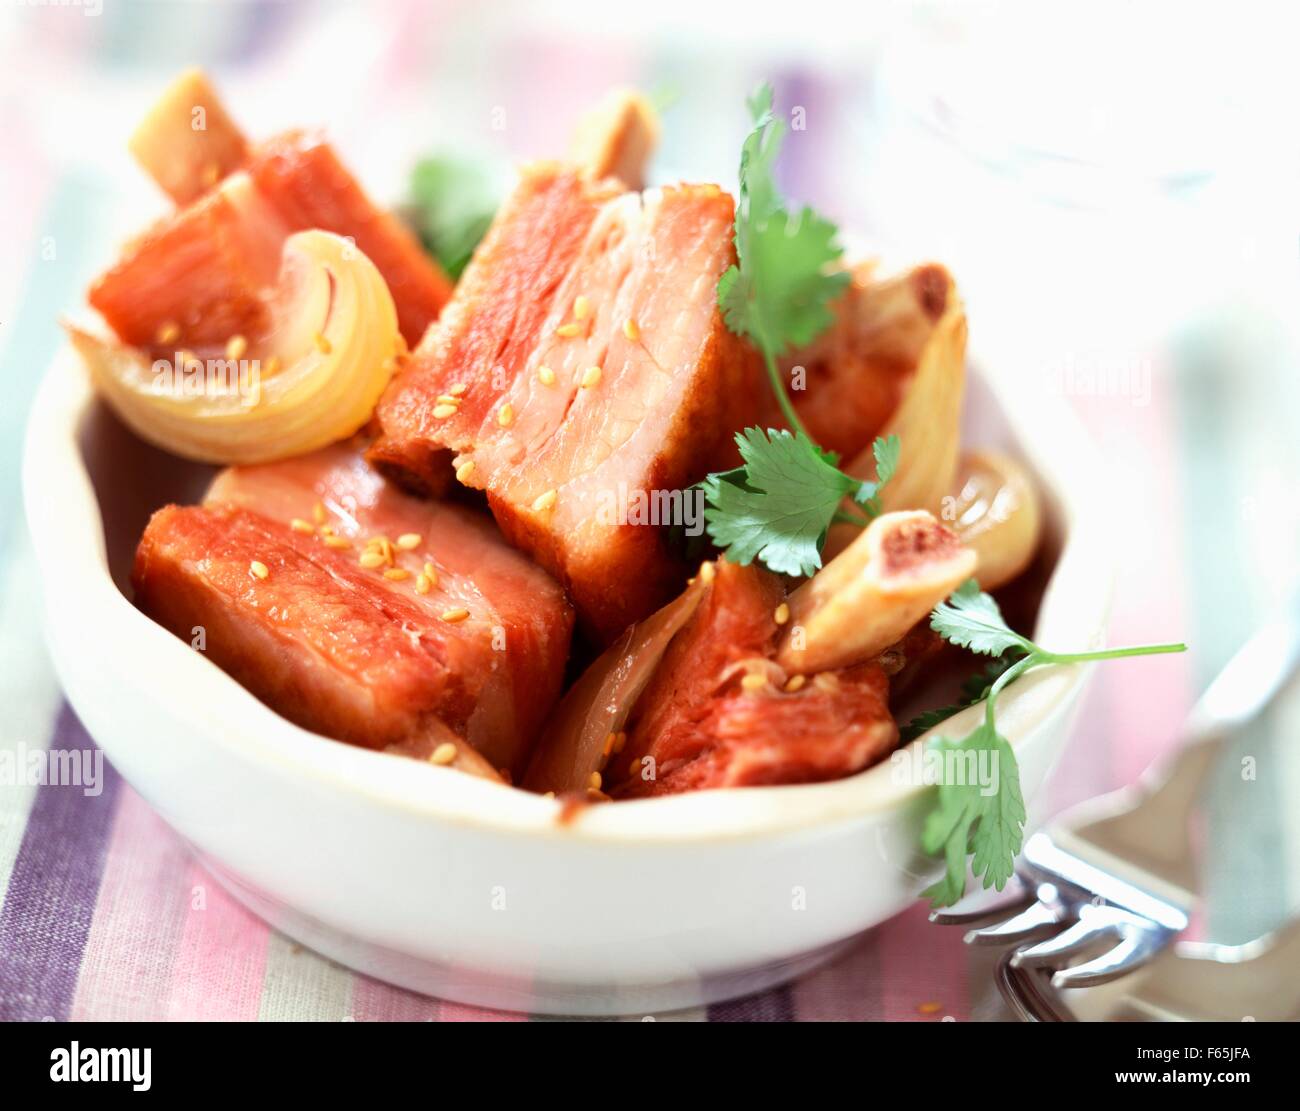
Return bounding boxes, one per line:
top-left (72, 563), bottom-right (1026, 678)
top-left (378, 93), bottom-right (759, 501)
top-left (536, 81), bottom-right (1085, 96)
top-left (133, 444), bottom-right (572, 776)
top-left (606, 560), bottom-right (897, 797)
top-left (370, 163), bottom-right (761, 640)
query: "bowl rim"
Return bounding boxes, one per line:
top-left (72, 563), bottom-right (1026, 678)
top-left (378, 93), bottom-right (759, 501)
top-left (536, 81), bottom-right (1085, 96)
top-left (24, 340), bottom-right (1114, 845)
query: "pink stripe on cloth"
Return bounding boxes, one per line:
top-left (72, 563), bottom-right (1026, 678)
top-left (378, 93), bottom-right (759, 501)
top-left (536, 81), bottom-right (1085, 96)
top-left (436, 999), bottom-right (527, 1022)
top-left (350, 976), bottom-right (437, 1022)
top-left (1062, 365), bottom-right (1194, 794)
top-left (874, 904), bottom-right (970, 1021)
top-left (164, 862), bottom-right (270, 1021)
top-left (69, 788), bottom-right (193, 1021)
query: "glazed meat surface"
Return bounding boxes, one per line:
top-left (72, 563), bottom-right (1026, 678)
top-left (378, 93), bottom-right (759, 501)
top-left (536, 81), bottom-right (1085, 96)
top-left (133, 444), bottom-right (573, 776)
top-left (608, 561), bottom-right (897, 798)
top-left (370, 163), bottom-right (761, 641)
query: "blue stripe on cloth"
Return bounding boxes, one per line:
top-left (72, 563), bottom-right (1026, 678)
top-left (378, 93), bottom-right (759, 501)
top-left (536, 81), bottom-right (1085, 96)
top-left (0, 705), bottom-right (122, 1021)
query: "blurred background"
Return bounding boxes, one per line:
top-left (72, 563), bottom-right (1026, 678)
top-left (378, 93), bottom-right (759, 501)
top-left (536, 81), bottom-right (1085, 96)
top-left (1, 0), bottom-right (1297, 1019)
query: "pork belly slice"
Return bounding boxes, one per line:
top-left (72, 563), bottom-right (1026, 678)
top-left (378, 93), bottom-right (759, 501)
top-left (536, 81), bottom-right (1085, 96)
top-left (370, 163), bottom-right (762, 641)
top-left (133, 445), bottom-right (572, 777)
top-left (90, 133), bottom-right (452, 352)
top-left (245, 130), bottom-right (454, 346)
top-left (607, 561), bottom-right (897, 799)
top-left (88, 173), bottom-right (289, 353)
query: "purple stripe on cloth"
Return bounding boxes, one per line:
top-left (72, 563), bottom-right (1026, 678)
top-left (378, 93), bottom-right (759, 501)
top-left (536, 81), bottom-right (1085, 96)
top-left (707, 984), bottom-right (795, 1022)
top-left (0, 704), bottom-right (122, 1021)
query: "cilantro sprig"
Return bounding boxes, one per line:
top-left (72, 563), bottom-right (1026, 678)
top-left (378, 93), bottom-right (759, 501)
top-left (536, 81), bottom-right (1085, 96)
top-left (919, 580), bottom-right (1187, 907)
top-left (704, 84), bottom-right (889, 575)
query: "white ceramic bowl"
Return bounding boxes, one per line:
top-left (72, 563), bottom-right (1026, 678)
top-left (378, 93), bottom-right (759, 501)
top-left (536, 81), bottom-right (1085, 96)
top-left (23, 343), bottom-right (1112, 1015)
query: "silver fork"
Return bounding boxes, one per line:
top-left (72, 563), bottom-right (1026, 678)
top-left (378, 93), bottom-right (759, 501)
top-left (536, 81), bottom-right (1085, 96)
top-left (931, 612), bottom-right (1300, 990)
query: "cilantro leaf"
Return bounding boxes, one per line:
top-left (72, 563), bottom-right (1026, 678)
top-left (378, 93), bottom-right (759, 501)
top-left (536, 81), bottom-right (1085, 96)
top-left (718, 83), bottom-right (849, 362)
top-left (719, 206), bottom-right (849, 357)
top-left (409, 155), bottom-right (501, 279)
top-left (852, 433), bottom-right (901, 516)
top-left (930, 579), bottom-right (1033, 657)
top-left (920, 581), bottom-right (1187, 906)
top-left (703, 427), bottom-right (863, 577)
top-left (920, 721), bottom-right (1026, 907)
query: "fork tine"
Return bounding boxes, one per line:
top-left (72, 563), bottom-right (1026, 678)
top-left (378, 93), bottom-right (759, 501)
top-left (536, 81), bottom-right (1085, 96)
top-left (1011, 912), bottom-right (1119, 969)
top-left (964, 898), bottom-right (1061, 946)
top-left (1049, 926), bottom-right (1166, 989)
top-left (928, 873), bottom-right (1033, 926)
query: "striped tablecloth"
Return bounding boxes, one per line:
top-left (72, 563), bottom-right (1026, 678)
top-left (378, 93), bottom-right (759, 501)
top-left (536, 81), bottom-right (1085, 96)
top-left (2, 0), bottom-right (1297, 1021)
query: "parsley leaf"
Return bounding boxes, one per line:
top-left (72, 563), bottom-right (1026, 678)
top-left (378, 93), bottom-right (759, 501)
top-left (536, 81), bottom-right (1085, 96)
top-left (719, 206), bottom-right (848, 357)
top-left (409, 155), bottom-right (501, 279)
top-left (921, 719), bottom-right (1026, 905)
top-left (702, 86), bottom-right (904, 574)
top-left (930, 579), bottom-right (1034, 658)
top-left (920, 582), bottom-right (1187, 906)
top-left (703, 428), bottom-right (861, 577)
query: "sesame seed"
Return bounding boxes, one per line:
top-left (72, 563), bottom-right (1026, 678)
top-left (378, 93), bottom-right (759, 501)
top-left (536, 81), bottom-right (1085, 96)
top-left (312, 502), bottom-right (327, 524)
top-left (263, 355), bottom-right (281, 376)
top-left (544, 790), bottom-right (556, 799)
top-left (741, 673), bottom-right (767, 693)
top-left (573, 295), bottom-right (590, 320)
top-left (319, 525), bottom-right (335, 537)
top-left (555, 322), bottom-right (582, 338)
top-left (602, 732), bottom-right (617, 757)
top-left (774, 602), bottom-right (790, 625)
top-left (423, 562), bottom-right (438, 585)
top-left (290, 517), bottom-right (314, 534)
top-left (613, 731), bottom-right (627, 754)
top-left (359, 550), bottom-right (386, 569)
top-left (156, 322), bottom-right (180, 345)
top-left (225, 334), bottom-right (248, 360)
top-left (430, 742), bottom-right (458, 766)
top-left (249, 560), bottom-right (269, 580)
top-left (537, 365), bottom-right (555, 386)
top-left (324, 535), bottom-right (351, 549)
top-left (628, 758), bottom-right (641, 777)
top-left (201, 163), bottom-right (221, 186)
top-left (814, 673), bottom-right (841, 693)
top-left (623, 319), bottom-right (640, 342)
top-left (588, 771), bottom-right (602, 790)
top-left (580, 366), bottom-right (602, 389)
top-left (433, 403), bottom-right (458, 419)
top-left (415, 573), bottom-right (432, 595)
top-left (699, 561), bottom-right (716, 584)
top-left (455, 460), bottom-right (476, 484)
top-left (396, 533), bottom-right (422, 550)
top-left (313, 332), bottom-right (332, 355)
top-left (784, 674), bottom-right (807, 693)
top-left (383, 568), bottom-right (411, 582)
top-left (440, 607), bottom-right (470, 623)
top-left (531, 489), bottom-right (558, 513)
top-left (449, 382), bottom-right (467, 396)
top-left (435, 394), bottom-right (462, 406)
top-left (497, 403), bottom-right (514, 428)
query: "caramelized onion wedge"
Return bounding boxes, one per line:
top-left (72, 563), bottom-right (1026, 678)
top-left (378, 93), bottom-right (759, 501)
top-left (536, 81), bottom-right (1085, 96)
top-left (68, 230), bottom-right (400, 465)
top-left (777, 510), bottom-right (976, 675)
top-left (129, 68), bottom-right (249, 205)
top-left (568, 88), bottom-right (661, 189)
top-left (523, 576), bottom-right (707, 796)
top-left (948, 450), bottom-right (1042, 592)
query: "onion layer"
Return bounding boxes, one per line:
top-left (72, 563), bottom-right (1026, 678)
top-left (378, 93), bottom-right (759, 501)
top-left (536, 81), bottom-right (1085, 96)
top-left (68, 230), bottom-right (399, 465)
